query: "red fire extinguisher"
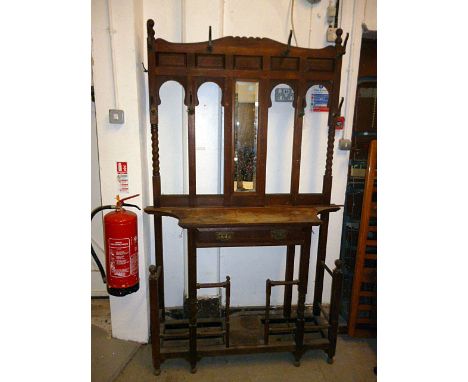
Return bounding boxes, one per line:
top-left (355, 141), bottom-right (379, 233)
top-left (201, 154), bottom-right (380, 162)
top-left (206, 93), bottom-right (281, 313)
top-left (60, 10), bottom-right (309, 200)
top-left (91, 194), bottom-right (140, 297)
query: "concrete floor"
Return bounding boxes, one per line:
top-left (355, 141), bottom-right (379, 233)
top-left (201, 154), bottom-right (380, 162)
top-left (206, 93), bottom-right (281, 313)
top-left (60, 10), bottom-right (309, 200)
top-left (92, 299), bottom-right (377, 382)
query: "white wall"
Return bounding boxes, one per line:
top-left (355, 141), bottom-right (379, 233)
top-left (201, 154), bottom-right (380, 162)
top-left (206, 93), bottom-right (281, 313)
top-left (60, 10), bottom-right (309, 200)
top-left (92, 0), bottom-right (376, 341)
top-left (91, 100), bottom-right (107, 296)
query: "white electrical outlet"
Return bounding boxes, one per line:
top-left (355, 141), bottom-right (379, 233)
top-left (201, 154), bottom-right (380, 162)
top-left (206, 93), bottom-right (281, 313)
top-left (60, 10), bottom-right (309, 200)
top-left (327, 27), bottom-right (337, 42)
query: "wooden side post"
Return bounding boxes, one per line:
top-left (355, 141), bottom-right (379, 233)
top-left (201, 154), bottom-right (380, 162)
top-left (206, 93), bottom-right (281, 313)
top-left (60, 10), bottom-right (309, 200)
top-left (327, 259), bottom-right (343, 363)
top-left (313, 30), bottom-right (344, 317)
top-left (264, 279), bottom-right (272, 345)
top-left (147, 19), bottom-right (166, 319)
top-left (225, 276), bottom-right (231, 348)
top-left (187, 229), bottom-right (198, 373)
top-left (283, 245), bottom-right (295, 318)
top-left (149, 265), bottom-right (162, 375)
top-left (294, 226), bottom-right (312, 366)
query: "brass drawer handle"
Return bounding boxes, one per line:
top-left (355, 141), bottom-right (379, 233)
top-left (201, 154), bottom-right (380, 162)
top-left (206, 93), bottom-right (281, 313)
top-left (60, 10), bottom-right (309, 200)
top-left (215, 232), bottom-right (234, 242)
top-left (271, 229), bottom-right (287, 240)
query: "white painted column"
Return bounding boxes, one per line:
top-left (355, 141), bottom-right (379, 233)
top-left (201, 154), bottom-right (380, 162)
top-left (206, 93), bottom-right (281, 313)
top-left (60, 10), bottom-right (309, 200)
top-left (92, 0), bottom-right (150, 342)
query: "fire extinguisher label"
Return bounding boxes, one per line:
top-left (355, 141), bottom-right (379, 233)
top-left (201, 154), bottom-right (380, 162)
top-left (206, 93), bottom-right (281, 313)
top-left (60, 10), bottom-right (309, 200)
top-left (130, 236), bottom-right (138, 275)
top-left (108, 238), bottom-right (137, 278)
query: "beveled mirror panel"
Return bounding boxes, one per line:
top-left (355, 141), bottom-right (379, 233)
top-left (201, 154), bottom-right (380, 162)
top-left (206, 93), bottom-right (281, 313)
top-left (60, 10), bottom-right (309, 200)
top-left (233, 81), bottom-right (259, 192)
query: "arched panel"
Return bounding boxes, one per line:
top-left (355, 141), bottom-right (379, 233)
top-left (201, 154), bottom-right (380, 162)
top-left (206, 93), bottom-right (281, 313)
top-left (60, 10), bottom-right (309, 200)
top-left (299, 84), bottom-right (330, 193)
top-left (155, 76), bottom-right (187, 106)
top-left (158, 80), bottom-right (188, 195)
top-left (265, 84), bottom-right (294, 194)
top-left (266, 79), bottom-right (297, 108)
top-left (195, 78), bottom-right (225, 107)
top-left (195, 81), bottom-right (224, 195)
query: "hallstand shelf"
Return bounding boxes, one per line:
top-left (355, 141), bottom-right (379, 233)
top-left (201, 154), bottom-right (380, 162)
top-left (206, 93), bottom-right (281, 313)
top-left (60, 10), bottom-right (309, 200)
top-left (144, 18), bottom-right (348, 374)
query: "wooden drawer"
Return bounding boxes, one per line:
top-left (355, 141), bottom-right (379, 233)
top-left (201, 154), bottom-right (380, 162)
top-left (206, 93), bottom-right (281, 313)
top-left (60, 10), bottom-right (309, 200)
top-left (196, 227), bottom-right (308, 248)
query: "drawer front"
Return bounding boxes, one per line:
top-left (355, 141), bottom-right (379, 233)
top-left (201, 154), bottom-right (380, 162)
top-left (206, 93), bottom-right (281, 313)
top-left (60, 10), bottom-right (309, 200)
top-left (196, 227), bottom-right (307, 247)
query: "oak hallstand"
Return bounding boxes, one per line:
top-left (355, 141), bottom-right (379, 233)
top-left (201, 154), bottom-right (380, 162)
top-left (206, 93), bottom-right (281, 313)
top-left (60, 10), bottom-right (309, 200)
top-left (144, 19), bottom-right (348, 374)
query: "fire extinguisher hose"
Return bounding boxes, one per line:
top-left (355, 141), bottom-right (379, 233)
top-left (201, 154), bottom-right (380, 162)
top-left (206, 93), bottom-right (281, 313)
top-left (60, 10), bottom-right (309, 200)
top-left (91, 202), bottom-right (141, 284)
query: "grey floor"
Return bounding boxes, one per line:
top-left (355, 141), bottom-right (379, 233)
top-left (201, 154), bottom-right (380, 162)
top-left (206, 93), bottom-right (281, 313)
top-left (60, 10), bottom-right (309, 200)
top-left (92, 299), bottom-right (377, 382)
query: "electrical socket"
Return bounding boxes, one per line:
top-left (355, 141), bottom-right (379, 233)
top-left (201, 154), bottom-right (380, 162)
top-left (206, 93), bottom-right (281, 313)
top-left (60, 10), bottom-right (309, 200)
top-left (339, 138), bottom-right (352, 151)
top-left (327, 27), bottom-right (337, 42)
top-left (109, 109), bottom-right (125, 124)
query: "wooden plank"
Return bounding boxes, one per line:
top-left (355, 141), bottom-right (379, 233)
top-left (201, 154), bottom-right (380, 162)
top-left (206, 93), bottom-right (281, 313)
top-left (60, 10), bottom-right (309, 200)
top-left (283, 245), bottom-right (295, 318)
top-left (160, 339), bottom-right (329, 359)
top-left (359, 291), bottom-right (376, 297)
top-left (360, 268), bottom-right (377, 283)
top-left (144, 206), bottom-right (334, 228)
top-left (348, 140), bottom-right (377, 337)
top-left (161, 330), bottom-right (225, 341)
top-left (356, 304), bottom-right (374, 311)
top-left (356, 318), bottom-right (376, 324)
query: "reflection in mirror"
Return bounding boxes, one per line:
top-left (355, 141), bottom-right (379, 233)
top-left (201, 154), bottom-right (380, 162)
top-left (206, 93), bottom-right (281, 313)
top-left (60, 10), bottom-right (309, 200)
top-left (266, 84), bottom-right (294, 194)
top-left (234, 81), bottom-right (259, 192)
top-left (299, 84), bottom-right (329, 193)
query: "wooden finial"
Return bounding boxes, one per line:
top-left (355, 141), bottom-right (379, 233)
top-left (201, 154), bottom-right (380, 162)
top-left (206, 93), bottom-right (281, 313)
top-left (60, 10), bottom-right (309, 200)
top-left (334, 259), bottom-right (342, 270)
top-left (335, 28), bottom-right (343, 46)
top-left (147, 19), bottom-right (155, 39)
